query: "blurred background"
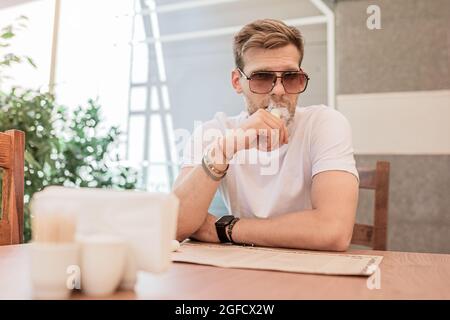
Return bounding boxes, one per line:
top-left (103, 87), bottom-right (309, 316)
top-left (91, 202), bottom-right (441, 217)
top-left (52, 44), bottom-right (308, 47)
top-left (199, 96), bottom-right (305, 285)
top-left (0, 0), bottom-right (448, 253)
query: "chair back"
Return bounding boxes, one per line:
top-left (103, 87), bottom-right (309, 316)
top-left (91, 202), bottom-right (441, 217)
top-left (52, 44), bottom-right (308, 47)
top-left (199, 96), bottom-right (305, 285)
top-left (0, 130), bottom-right (25, 245)
top-left (351, 161), bottom-right (390, 250)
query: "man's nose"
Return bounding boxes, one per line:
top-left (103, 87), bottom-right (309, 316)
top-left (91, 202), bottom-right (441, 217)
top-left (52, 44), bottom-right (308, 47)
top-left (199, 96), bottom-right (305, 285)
top-left (271, 77), bottom-right (286, 96)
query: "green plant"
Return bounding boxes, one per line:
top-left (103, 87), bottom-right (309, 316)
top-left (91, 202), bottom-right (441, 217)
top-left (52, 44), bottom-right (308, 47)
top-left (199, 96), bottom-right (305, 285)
top-left (0, 18), bottom-right (138, 242)
top-left (59, 99), bottom-right (138, 190)
top-left (0, 16), bottom-right (36, 86)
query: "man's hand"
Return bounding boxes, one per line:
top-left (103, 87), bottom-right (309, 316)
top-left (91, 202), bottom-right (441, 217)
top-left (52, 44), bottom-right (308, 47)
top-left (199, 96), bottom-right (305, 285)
top-left (239, 108), bottom-right (289, 152)
top-left (220, 108), bottom-right (289, 158)
top-left (190, 214), bottom-right (221, 243)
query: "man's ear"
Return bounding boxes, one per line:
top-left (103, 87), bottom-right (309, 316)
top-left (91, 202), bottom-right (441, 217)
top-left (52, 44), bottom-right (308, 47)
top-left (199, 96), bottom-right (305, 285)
top-left (231, 69), bottom-right (243, 94)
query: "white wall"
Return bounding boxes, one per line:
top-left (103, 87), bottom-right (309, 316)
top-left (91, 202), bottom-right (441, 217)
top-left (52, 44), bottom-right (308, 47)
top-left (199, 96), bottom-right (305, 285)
top-left (337, 90), bottom-right (450, 154)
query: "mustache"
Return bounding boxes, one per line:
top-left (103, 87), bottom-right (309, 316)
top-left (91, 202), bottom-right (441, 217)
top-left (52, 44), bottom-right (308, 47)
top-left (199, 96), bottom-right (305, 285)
top-left (262, 98), bottom-right (292, 108)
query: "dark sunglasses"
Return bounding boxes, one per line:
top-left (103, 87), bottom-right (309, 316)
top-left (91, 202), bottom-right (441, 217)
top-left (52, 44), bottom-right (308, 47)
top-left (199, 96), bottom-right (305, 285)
top-left (238, 68), bottom-right (310, 94)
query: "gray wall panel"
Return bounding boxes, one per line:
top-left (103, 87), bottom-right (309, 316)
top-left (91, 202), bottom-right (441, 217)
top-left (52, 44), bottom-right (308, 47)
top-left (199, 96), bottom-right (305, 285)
top-left (354, 154), bottom-right (450, 253)
top-left (335, 0), bottom-right (450, 94)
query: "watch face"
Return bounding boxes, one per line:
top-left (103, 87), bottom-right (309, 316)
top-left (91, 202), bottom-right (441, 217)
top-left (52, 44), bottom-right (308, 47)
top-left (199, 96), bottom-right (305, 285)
top-left (216, 215), bottom-right (235, 226)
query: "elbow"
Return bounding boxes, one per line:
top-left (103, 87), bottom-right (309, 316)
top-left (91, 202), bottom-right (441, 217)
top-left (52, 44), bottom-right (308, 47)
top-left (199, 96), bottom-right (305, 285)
top-left (176, 227), bottom-right (197, 243)
top-left (176, 232), bottom-right (190, 243)
top-left (175, 220), bottom-right (197, 243)
top-left (329, 235), bottom-right (351, 252)
top-left (318, 208), bottom-right (355, 252)
top-left (321, 222), bottom-right (353, 252)
top-left (327, 227), bottom-right (353, 252)
top-left (175, 208), bottom-right (204, 242)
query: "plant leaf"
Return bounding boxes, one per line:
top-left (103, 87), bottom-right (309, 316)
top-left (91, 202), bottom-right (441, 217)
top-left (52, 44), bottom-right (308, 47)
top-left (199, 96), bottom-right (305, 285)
top-left (25, 56), bottom-right (36, 68)
top-left (1, 31), bottom-right (14, 39)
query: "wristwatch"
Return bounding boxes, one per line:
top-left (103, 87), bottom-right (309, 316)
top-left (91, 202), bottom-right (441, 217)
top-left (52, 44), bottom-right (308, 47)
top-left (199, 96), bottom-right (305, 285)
top-left (215, 215), bottom-right (235, 243)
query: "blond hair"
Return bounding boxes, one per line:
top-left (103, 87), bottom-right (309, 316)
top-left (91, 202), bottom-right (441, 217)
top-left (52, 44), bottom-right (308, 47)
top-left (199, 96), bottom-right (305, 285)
top-left (233, 19), bottom-right (304, 69)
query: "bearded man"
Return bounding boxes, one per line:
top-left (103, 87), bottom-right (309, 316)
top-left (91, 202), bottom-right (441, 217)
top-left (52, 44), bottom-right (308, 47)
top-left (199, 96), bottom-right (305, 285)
top-left (173, 19), bottom-right (359, 252)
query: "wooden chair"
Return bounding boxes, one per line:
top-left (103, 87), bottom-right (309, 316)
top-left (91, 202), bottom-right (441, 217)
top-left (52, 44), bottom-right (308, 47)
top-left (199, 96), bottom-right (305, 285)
top-left (351, 161), bottom-right (390, 250)
top-left (0, 130), bottom-right (25, 245)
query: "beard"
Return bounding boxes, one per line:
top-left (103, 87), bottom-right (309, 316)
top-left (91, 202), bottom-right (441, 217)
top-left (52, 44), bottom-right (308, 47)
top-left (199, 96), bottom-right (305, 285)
top-left (244, 95), bottom-right (298, 126)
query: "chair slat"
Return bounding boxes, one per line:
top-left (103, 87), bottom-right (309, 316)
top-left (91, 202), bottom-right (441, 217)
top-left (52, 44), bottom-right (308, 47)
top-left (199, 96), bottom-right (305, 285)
top-left (351, 223), bottom-right (373, 246)
top-left (352, 161), bottom-right (390, 250)
top-left (0, 130), bottom-right (25, 245)
top-left (373, 161), bottom-right (390, 250)
top-left (0, 133), bottom-right (11, 169)
top-left (358, 168), bottom-right (376, 189)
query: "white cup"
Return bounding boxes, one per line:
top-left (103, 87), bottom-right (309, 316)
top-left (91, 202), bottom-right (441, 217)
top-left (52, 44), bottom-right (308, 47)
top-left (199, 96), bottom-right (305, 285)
top-left (119, 244), bottom-right (137, 291)
top-left (30, 242), bottom-right (79, 300)
top-left (79, 234), bottom-right (127, 297)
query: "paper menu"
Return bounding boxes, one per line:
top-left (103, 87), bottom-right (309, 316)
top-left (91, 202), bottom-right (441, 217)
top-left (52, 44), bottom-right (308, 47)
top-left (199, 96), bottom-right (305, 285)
top-left (173, 241), bottom-right (383, 276)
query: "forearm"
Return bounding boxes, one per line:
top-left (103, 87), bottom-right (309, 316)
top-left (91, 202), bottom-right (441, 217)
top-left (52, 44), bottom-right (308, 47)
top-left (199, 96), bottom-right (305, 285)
top-left (231, 210), bottom-right (354, 252)
top-left (172, 164), bottom-right (223, 241)
top-left (173, 135), bottom-right (235, 241)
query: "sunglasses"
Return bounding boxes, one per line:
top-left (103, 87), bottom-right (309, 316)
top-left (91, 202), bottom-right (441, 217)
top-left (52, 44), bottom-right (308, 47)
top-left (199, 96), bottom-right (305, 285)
top-left (238, 68), bottom-right (310, 94)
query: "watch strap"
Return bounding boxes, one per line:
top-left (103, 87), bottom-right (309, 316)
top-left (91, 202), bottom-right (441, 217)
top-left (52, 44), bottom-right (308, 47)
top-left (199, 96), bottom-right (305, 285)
top-left (215, 215), bottom-right (235, 243)
top-left (216, 223), bottom-right (230, 243)
top-left (227, 217), bottom-right (240, 244)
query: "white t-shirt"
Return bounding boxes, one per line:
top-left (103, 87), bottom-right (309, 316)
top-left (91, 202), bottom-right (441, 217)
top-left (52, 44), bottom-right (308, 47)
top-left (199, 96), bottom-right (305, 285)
top-left (181, 105), bottom-right (359, 219)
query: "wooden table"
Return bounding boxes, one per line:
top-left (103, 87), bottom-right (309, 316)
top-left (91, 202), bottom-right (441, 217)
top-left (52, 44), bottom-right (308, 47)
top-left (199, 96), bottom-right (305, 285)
top-left (1, 244), bottom-right (449, 299)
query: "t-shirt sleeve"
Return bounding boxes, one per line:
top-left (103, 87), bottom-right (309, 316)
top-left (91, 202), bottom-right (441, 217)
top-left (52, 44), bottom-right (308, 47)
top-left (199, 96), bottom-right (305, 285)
top-left (310, 108), bottom-right (359, 181)
top-left (180, 120), bottom-right (224, 168)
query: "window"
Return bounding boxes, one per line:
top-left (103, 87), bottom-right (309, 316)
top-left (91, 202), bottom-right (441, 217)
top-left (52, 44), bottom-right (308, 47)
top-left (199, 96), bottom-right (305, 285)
top-left (4, 0), bottom-right (332, 193)
top-left (0, 0), bottom-right (54, 91)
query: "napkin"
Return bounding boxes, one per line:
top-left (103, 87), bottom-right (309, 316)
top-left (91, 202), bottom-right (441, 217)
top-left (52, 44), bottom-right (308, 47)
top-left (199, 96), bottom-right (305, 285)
top-left (31, 186), bottom-right (179, 273)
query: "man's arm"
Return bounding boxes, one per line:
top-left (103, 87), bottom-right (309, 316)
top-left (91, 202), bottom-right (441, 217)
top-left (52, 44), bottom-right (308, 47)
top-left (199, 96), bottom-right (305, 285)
top-left (191, 170), bottom-right (359, 252)
top-left (172, 108), bottom-right (287, 242)
top-left (172, 164), bottom-right (225, 242)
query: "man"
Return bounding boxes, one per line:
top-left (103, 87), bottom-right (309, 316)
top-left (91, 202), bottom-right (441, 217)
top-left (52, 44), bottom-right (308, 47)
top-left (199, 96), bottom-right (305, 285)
top-left (172, 19), bottom-right (359, 251)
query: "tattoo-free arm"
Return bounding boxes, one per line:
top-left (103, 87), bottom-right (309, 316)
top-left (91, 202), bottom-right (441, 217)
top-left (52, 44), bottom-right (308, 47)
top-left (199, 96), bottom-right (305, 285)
top-left (230, 170), bottom-right (359, 251)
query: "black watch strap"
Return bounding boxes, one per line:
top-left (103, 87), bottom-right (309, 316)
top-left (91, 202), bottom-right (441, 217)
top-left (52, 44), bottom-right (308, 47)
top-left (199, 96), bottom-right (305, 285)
top-left (216, 226), bottom-right (230, 243)
top-left (215, 215), bottom-right (235, 243)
